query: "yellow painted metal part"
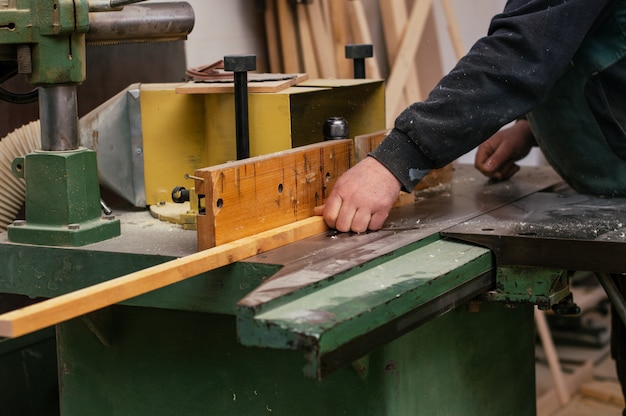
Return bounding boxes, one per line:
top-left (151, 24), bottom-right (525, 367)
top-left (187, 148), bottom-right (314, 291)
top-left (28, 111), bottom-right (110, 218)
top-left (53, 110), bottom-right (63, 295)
top-left (140, 80), bottom-right (385, 206)
top-left (140, 84), bottom-right (206, 206)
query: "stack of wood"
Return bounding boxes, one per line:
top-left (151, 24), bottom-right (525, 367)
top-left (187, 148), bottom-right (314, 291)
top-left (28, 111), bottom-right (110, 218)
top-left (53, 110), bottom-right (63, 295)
top-left (263, 0), bottom-right (465, 127)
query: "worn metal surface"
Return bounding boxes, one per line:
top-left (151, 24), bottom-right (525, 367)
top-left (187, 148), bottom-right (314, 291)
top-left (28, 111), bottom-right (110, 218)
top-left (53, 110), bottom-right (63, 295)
top-left (86, 2), bottom-right (195, 45)
top-left (79, 86), bottom-right (146, 206)
top-left (240, 164), bottom-right (564, 308)
top-left (442, 191), bottom-right (626, 273)
top-left (236, 165), bottom-right (564, 377)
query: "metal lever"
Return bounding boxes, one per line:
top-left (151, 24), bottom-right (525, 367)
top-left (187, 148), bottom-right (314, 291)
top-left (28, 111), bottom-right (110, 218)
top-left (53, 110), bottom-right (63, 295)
top-left (224, 54), bottom-right (256, 160)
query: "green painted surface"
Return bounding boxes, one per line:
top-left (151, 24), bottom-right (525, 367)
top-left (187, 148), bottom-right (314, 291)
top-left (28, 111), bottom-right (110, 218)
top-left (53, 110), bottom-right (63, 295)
top-left (57, 302), bottom-right (535, 416)
top-left (2, 0), bottom-right (88, 85)
top-left (491, 266), bottom-right (570, 308)
top-left (8, 149), bottom-right (120, 246)
top-left (0, 328), bottom-right (59, 415)
top-left (238, 240), bottom-right (493, 373)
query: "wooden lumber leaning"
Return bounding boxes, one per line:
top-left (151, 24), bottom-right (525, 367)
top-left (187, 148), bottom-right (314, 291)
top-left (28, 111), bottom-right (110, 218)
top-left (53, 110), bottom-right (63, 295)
top-left (306, 0), bottom-right (337, 78)
top-left (346, 0), bottom-right (381, 79)
top-left (328, 0), bottom-right (352, 79)
top-left (276, 0), bottom-right (301, 73)
top-left (296, 2), bottom-right (319, 78)
top-left (195, 140), bottom-right (353, 250)
top-left (385, 0), bottom-right (432, 119)
top-left (0, 216), bottom-right (328, 339)
top-left (264, 0), bottom-right (283, 73)
top-left (379, 0), bottom-right (423, 124)
top-left (440, 0), bottom-right (466, 60)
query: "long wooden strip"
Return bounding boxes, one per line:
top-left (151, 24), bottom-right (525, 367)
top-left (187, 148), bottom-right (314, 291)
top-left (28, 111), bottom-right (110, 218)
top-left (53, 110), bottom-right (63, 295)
top-left (0, 216), bottom-right (329, 338)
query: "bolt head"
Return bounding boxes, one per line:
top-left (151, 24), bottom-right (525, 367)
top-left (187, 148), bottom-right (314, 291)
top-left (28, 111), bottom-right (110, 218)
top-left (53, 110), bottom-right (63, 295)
top-left (223, 54), bottom-right (256, 72)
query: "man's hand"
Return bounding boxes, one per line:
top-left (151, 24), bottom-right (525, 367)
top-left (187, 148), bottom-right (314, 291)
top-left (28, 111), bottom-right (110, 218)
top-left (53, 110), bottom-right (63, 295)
top-left (475, 119), bottom-right (535, 181)
top-left (314, 156), bottom-right (401, 233)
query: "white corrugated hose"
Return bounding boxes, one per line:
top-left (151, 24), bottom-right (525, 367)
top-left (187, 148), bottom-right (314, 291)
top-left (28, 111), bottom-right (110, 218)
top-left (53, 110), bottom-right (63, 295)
top-left (0, 120), bottom-right (41, 231)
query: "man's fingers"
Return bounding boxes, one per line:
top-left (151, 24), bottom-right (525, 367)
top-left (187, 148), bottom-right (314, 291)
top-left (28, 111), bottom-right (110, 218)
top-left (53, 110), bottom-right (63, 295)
top-left (334, 204), bottom-right (357, 233)
top-left (350, 209), bottom-right (372, 234)
top-left (500, 162), bottom-right (520, 180)
top-left (320, 195), bottom-right (342, 229)
top-left (369, 210), bottom-right (389, 231)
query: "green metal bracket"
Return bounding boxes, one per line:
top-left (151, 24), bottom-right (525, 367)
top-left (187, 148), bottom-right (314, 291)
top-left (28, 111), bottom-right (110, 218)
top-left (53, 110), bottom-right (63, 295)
top-left (0, 0), bottom-right (89, 85)
top-left (485, 266), bottom-right (570, 310)
top-left (7, 148), bottom-right (120, 246)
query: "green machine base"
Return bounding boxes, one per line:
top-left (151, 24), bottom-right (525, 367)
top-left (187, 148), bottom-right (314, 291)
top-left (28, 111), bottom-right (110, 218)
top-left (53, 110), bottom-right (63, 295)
top-left (8, 148), bottom-right (120, 246)
top-left (57, 303), bottom-right (535, 416)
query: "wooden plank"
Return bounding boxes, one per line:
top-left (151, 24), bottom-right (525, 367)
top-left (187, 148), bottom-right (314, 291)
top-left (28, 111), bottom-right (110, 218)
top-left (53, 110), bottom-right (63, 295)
top-left (536, 308), bottom-right (571, 405)
top-left (346, 0), bottom-right (381, 79)
top-left (276, 0), bottom-right (301, 73)
top-left (580, 381), bottom-right (626, 407)
top-left (386, 0), bottom-right (432, 116)
top-left (306, 1), bottom-right (337, 78)
top-left (537, 359), bottom-right (595, 416)
top-left (195, 140), bottom-right (353, 250)
top-left (264, 0), bottom-right (283, 73)
top-left (175, 74), bottom-right (309, 94)
top-left (379, 0), bottom-right (423, 126)
top-left (328, 0), bottom-right (352, 78)
top-left (441, 0), bottom-right (465, 60)
top-left (0, 216), bottom-right (329, 339)
top-left (296, 3), bottom-right (319, 78)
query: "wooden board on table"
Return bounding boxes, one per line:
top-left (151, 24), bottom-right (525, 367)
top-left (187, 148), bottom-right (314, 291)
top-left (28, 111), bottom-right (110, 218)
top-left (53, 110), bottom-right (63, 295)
top-left (175, 74), bottom-right (309, 94)
top-left (195, 140), bottom-right (353, 250)
top-left (0, 216), bottom-right (328, 339)
top-left (354, 129), bottom-right (454, 206)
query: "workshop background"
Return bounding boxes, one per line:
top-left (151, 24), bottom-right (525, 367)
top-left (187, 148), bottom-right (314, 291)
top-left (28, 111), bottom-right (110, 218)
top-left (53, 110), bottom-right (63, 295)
top-left (0, 1), bottom-right (623, 415)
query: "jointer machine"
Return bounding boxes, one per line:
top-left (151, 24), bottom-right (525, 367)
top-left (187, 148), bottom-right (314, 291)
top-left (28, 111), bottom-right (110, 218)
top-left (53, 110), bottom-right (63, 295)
top-left (0, 1), bottom-right (626, 415)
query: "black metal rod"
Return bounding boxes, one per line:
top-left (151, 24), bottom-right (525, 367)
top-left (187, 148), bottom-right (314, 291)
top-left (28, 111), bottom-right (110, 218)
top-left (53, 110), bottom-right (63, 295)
top-left (596, 272), bottom-right (626, 327)
top-left (233, 71), bottom-right (250, 160)
top-left (353, 60), bottom-right (366, 79)
top-left (225, 54), bottom-right (255, 160)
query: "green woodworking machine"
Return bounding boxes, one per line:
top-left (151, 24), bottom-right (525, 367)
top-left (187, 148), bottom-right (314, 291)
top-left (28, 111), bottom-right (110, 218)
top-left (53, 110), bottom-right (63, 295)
top-left (1, 1), bottom-right (626, 415)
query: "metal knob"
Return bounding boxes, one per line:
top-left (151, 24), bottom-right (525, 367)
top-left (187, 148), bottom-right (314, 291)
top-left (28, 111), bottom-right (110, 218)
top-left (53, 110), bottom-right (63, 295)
top-left (345, 44), bottom-right (373, 79)
top-left (323, 117), bottom-right (349, 141)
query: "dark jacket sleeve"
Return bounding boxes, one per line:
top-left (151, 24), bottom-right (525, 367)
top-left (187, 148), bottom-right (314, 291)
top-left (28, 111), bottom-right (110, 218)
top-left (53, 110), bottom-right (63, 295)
top-left (371, 0), bottom-right (617, 192)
